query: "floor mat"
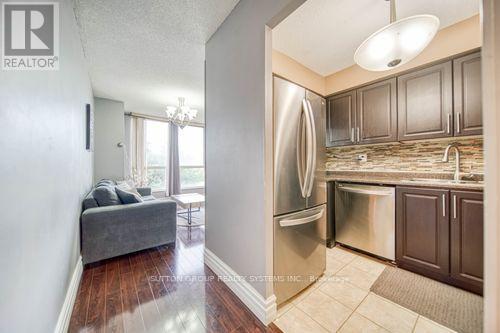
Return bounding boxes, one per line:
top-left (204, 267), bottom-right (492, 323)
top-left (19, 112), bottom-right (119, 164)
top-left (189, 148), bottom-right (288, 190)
top-left (371, 266), bottom-right (483, 333)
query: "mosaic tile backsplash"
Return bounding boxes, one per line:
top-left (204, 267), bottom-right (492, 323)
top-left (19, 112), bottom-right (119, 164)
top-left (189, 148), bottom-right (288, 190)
top-left (326, 137), bottom-right (484, 174)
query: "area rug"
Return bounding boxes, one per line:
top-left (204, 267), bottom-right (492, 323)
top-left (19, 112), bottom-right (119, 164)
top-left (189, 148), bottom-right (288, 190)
top-left (371, 266), bottom-right (483, 333)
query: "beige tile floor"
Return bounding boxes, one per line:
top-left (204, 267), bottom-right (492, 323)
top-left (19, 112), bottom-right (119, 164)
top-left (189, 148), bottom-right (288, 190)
top-left (274, 247), bottom-right (457, 333)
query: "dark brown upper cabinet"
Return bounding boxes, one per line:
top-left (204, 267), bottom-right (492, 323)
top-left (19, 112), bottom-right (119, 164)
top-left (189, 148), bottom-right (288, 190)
top-left (326, 90), bottom-right (356, 147)
top-left (450, 190), bottom-right (484, 294)
top-left (396, 187), bottom-right (450, 280)
top-left (325, 51), bottom-right (482, 147)
top-left (398, 61), bottom-right (453, 141)
top-left (356, 78), bottom-right (397, 144)
top-left (454, 52), bottom-right (483, 136)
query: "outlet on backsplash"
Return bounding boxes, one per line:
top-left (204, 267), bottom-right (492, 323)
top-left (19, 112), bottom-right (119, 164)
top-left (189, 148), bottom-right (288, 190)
top-left (356, 154), bottom-right (368, 163)
top-left (326, 137), bottom-right (484, 174)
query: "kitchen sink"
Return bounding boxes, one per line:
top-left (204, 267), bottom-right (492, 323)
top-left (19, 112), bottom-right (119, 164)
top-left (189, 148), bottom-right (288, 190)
top-left (408, 178), bottom-right (483, 185)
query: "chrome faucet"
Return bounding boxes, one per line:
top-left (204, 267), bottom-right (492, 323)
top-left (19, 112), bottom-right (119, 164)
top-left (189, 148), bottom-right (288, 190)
top-left (442, 143), bottom-right (461, 181)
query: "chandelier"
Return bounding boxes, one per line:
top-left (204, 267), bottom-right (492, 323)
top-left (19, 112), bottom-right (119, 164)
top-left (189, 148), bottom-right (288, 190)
top-left (354, 0), bottom-right (439, 71)
top-left (165, 97), bottom-right (198, 128)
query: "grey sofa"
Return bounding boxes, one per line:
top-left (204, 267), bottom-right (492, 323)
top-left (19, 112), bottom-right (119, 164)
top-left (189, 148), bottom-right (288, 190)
top-left (81, 180), bottom-right (177, 264)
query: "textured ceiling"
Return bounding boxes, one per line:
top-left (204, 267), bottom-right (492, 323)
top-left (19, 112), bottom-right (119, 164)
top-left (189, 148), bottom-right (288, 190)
top-left (74, 0), bottom-right (239, 118)
top-left (273, 0), bottom-right (479, 76)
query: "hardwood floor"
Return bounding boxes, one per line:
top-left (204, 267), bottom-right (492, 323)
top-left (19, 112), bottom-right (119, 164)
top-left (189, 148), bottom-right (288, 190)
top-left (69, 226), bottom-right (282, 333)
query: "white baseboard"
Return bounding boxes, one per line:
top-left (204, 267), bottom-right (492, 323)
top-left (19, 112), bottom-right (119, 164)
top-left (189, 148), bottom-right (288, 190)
top-left (204, 248), bottom-right (277, 325)
top-left (54, 256), bottom-right (83, 333)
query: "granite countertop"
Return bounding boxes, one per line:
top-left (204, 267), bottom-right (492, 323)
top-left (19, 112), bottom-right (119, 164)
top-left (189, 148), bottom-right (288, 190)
top-left (325, 171), bottom-right (484, 190)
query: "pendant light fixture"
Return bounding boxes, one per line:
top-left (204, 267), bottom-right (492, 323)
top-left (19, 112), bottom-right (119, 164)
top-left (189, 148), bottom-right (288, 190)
top-left (354, 0), bottom-right (439, 71)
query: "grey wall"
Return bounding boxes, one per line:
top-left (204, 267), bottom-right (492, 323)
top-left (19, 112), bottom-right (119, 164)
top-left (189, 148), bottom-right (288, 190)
top-left (94, 97), bottom-right (125, 182)
top-left (205, 0), bottom-right (304, 298)
top-left (0, 1), bottom-right (93, 332)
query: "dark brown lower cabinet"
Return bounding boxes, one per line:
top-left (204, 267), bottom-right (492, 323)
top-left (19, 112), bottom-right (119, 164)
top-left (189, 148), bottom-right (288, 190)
top-left (396, 186), bottom-right (483, 295)
top-left (450, 191), bottom-right (484, 294)
top-left (396, 187), bottom-right (450, 280)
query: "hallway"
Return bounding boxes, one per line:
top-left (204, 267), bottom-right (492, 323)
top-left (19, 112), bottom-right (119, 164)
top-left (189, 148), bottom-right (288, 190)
top-left (69, 227), bottom-right (281, 332)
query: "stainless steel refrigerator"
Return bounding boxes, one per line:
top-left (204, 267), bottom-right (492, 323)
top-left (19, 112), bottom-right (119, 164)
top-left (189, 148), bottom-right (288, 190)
top-left (273, 76), bottom-right (327, 305)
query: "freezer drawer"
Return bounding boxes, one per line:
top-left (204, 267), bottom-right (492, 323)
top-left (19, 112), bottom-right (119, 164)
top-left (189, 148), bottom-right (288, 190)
top-left (274, 205), bottom-right (326, 305)
top-left (335, 183), bottom-right (395, 260)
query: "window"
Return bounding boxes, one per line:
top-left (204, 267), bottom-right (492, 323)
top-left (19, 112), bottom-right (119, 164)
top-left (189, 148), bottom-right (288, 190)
top-left (144, 120), bottom-right (169, 190)
top-left (141, 121), bottom-right (204, 191)
top-left (178, 125), bottom-right (204, 189)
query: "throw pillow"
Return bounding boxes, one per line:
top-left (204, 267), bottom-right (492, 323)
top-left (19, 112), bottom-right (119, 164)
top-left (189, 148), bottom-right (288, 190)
top-left (116, 187), bottom-right (143, 204)
top-left (93, 186), bottom-right (121, 206)
top-left (116, 182), bottom-right (141, 197)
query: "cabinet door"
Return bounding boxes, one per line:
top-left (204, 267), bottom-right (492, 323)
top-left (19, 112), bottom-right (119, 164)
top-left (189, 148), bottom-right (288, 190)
top-left (450, 191), bottom-right (483, 294)
top-left (453, 52), bottom-right (482, 136)
top-left (396, 187), bottom-right (450, 280)
top-left (398, 61), bottom-right (453, 141)
top-left (326, 90), bottom-right (356, 147)
top-left (356, 78), bottom-right (397, 144)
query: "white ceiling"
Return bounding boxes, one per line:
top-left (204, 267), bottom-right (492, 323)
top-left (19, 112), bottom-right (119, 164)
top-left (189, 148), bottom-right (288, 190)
top-left (74, 0), bottom-right (239, 118)
top-left (273, 0), bottom-right (479, 76)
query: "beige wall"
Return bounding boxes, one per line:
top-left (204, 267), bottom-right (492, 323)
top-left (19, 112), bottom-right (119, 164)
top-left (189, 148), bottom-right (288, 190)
top-left (325, 15), bottom-right (481, 95)
top-left (482, 0), bottom-right (500, 330)
top-left (272, 49), bottom-right (326, 95)
top-left (273, 15), bottom-right (480, 97)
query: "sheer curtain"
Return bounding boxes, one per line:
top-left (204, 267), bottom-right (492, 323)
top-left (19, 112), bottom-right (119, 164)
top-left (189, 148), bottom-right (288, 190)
top-left (168, 123), bottom-right (181, 195)
top-left (125, 115), bottom-right (181, 195)
top-left (126, 116), bottom-right (146, 186)
top-left (124, 115), bottom-right (132, 180)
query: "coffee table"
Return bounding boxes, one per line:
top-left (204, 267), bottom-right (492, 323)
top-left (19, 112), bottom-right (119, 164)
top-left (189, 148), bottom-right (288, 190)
top-left (171, 193), bottom-right (205, 227)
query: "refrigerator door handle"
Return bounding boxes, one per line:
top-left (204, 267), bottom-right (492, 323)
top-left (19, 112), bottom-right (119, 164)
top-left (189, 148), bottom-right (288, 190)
top-left (296, 101), bottom-right (307, 197)
top-left (280, 208), bottom-right (324, 227)
top-left (305, 99), bottom-right (316, 197)
top-left (302, 99), bottom-right (314, 198)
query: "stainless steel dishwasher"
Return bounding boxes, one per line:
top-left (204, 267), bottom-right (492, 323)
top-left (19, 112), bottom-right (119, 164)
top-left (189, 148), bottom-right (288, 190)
top-left (335, 183), bottom-right (395, 260)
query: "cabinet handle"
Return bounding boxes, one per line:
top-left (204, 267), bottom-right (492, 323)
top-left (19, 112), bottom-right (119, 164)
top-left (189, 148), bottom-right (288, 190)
top-left (447, 114), bottom-right (451, 134)
top-left (456, 113), bottom-right (461, 134)
top-left (356, 127), bottom-right (360, 142)
top-left (453, 195), bottom-right (457, 219)
top-left (442, 194), bottom-right (446, 217)
top-left (351, 128), bottom-right (355, 142)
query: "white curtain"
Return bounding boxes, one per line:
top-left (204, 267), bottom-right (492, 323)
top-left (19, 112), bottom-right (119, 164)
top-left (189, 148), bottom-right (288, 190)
top-left (127, 116), bottom-right (146, 186)
top-left (126, 115), bottom-right (181, 193)
top-left (168, 123), bottom-right (181, 195)
top-left (124, 115), bottom-right (132, 180)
